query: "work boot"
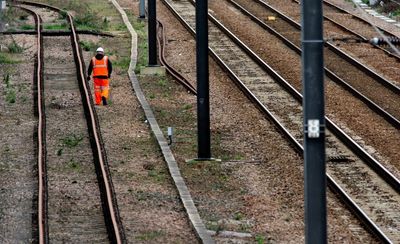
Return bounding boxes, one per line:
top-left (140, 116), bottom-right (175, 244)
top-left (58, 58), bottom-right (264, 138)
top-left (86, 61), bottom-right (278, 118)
top-left (102, 96), bottom-right (108, 106)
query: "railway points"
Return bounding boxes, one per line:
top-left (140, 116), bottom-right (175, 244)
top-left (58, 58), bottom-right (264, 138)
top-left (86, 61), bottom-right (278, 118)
top-left (0, 0), bottom-right (399, 243)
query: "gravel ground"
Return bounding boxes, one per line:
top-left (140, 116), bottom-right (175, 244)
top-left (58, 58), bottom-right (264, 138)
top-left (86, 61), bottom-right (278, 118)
top-left (0, 0), bottom-right (394, 242)
top-left (138, 0), bottom-right (377, 242)
top-left (327, 0), bottom-right (400, 37)
top-left (79, 0), bottom-right (199, 242)
top-left (226, 0), bottom-right (400, 180)
top-left (0, 35), bottom-right (37, 243)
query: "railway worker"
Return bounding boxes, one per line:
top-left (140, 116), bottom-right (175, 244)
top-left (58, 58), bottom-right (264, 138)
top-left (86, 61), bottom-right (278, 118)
top-left (87, 47), bottom-right (112, 106)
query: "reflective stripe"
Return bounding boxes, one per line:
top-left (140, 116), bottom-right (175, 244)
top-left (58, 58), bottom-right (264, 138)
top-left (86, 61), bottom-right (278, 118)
top-left (92, 56), bottom-right (108, 76)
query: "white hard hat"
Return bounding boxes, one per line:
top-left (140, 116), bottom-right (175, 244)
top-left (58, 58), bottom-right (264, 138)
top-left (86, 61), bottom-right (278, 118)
top-left (96, 47), bottom-right (104, 53)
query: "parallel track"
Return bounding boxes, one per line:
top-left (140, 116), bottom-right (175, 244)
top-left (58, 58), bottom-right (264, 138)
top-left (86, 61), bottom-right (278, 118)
top-left (231, 0), bottom-right (400, 130)
top-left (16, 2), bottom-right (125, 243)
top-left (162, 0), bottom-right (400, 242)
top-left (293, 0), bottom-right (400, 59)
top-left (232, 0), bottom-right (400, 128)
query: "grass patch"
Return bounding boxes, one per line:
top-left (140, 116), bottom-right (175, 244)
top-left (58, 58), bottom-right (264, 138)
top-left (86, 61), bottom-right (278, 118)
top-left (147, 169), bottom-right (166, 182)
top-left (5, 89), bottom-right (16, 104)
top-left (135, 40), bottom-right (148, 73)
top-left (3, 74), bottom-right (16, 104)
top-left (113, 56), bottom-right (131, 70)
top-left (74, 8), bottom-right (108, 31)
top-left (0, 53), bottom-right (18, 64)
top-left (206, 222), bottom-right (224, 233)
top-left (79, 40), bottom-right (97, 52)
top-left (67, 159), bottom-right (81, 171)
top-left (136, 230), bottom-right (164, 241)
top-left (59, 10), bottom-right (68, 20)
top-left (62, 134), bottom-right (84, 148)
top-left (7, 40), bottom-right (25, 53)
top-left (158, 78), bottom-right (167, 87)
top-left (20, 24), bottom-right (35, 30)
top-left (233, 212), bottom-right (244, 221)
top-left (255, 235), bottom-right (266, 244)
top-left (43, 23), bottom-right (68, 30)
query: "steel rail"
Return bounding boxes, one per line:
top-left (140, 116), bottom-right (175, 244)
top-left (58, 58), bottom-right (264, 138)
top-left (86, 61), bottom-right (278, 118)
top-left (202, 0), bottom-right (400, 194)
top-left (228, 0), bottom-right (400, 129)
top-left (16, 1), bottom-right (125, 243)
top-left (19, 6), bottom-right (47, 244)
top-left (12, 5), bottom-right (48, 243)
top-left (0, 29), bottom-right (115, 37)
top-left (290, 0), bottom-right (400, 60)
top-left (161, 1), bottom-right (397, 242)
top-left (68, 13), bottom-right (124, 244)
top-left (156, 19), bottom-right (197, 94)
top-left (255, 0), bottom-right (400, 95)
top-left (322, 0), bottom-right (400, 38)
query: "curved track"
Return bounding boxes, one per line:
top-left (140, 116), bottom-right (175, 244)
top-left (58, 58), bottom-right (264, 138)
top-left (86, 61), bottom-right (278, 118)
top-left (15, 2), bottom-right (125, 243)
top-left (157, 19), bottom-right (197, 94)
top-left (162, 0), bottom-right (400, 242)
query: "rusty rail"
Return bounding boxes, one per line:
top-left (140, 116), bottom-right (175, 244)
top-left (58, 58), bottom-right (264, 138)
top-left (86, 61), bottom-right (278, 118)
top-left (15, 1), bottom-right (125, 243)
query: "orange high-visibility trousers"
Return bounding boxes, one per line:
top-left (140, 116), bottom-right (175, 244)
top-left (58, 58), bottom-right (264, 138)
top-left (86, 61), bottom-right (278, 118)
top-left (93, 78), bottom-right (109, 105)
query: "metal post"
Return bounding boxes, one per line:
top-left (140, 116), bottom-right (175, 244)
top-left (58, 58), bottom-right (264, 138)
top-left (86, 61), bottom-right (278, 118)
top-left (148, 0), bottom-right (157, 66)
top-left (0, 0), bottom-right (6, 32)
top-left (301, 0), bottom-right (327, 243)
top-left (139, 0), bottom-right (145, 19)
top-left (196, 0), bottom-right (211, 159)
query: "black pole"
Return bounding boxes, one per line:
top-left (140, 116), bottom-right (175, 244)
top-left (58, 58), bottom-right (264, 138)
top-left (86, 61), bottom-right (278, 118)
top-left (301, 0), bottom-right (327, 243)
top-left (148, 0), bottom-right (157, 66)
top-left (139, 0), bottom-right (146, 19)
top-left (196, 0), bottom-right (211, 159)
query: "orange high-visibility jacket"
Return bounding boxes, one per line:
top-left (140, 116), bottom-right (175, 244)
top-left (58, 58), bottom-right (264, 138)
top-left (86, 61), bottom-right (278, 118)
top-left (92, 56), bottom-right (109, 77)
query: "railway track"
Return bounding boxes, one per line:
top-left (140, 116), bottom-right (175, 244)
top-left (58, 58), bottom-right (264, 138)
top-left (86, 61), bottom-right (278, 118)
top-left (290, 0), bottom-right (400, 59)
top-left (231, 0), bottom-right (400, 126)
top-left (16, 2), bottom-right (125, 243)
top-left (162, 0), bottom-right (400, 242)
top-left (157, 19), bottom-right (197, 94)
top-left (210, 0), bottom-right (400, 179)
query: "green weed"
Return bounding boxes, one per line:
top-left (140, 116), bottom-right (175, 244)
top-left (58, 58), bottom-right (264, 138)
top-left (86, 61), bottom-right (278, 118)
top-left (79, 40), bottom-right (97, 52)
top-left (20, 24), bottom-right (35, 30)
top-left (59, 10), bottom-right (68, 20)
top-left (43, 23), bottom-right (68, 30)
top-left (206, 222), bottom-right (224, 233)
top-left (3, 74), bottom-right (10, 87)
top-left (6, 89), bottom-right (16, 103)
top-left (3, 74), bottom-right (16, 103)
top-left (114, 56), bottom-right (130, 70)
top-left (0, 53), bottom-right (18, 64)
top-left (136, 230), bottom-right (164, 241)
top-left (158, 78), bottom-right (167, 87)
top-left (148, 169), bottom-right (165, 182)
top-left (234, 212), bottom-right (244, 221)
top-left (255, 235), bottom-right (266, 244)
top-left (62, 134), bottom-right (84, 148)
top-left (7, 40), bottom-right (24, 53)
top-left (68, 159), bottom-right (80, 171)
top-left (183, 104), bottom-right (193, 110)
